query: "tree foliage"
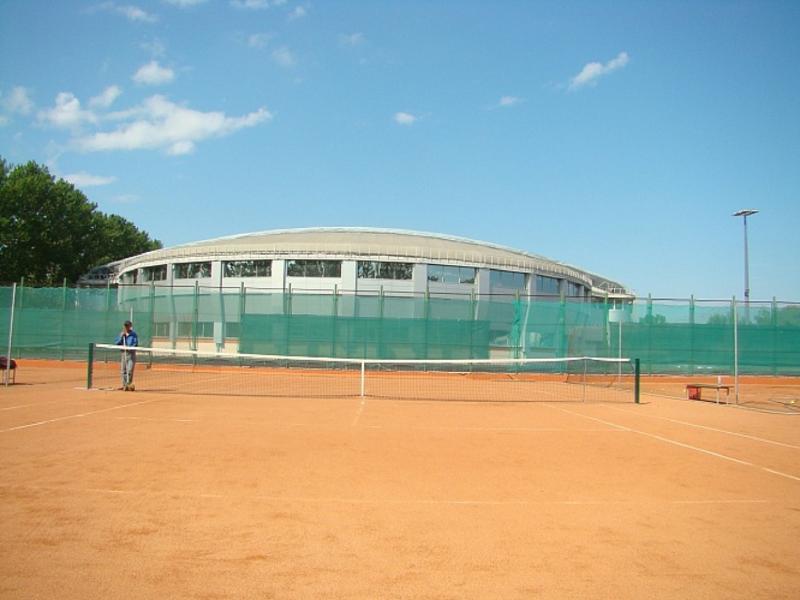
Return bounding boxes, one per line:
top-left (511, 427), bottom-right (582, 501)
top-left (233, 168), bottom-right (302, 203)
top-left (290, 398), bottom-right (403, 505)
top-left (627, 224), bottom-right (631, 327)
top-left (0, 158), bottom-right (161, 285)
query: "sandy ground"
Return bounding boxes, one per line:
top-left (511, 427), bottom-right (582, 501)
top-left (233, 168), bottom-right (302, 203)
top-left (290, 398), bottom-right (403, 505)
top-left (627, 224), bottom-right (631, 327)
top-left (1, 365), bottom-right (799, 599)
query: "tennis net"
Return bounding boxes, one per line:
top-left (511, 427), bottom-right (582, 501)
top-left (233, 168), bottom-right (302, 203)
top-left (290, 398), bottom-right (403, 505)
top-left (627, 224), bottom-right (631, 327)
top-left (88, 344), bottom-right (640, 403)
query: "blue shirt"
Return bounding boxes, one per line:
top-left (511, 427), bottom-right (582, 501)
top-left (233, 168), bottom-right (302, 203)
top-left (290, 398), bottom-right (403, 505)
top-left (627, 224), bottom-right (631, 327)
top-left (115, 329), bottom-right (139, 347)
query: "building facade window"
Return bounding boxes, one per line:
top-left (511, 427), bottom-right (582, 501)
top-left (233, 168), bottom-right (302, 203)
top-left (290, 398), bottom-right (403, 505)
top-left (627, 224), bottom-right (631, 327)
top-left (177, 321), bottom-right (214, 337)
top-left (174, 262), bottom-right (212, 279)
top-left (565, 281), bottom-right (583, 297)
top-left (357, 261), bottom-right (413, 280)
top-left (141, 265), bottom-right (168, 282)
top-left (223, 260), bottom-right (271, 278)
top-left (120, 270), bottom-right (138, 284)
top-left (286, 260), bottom-right (342, 278)
top-left (225, 322), bottom-right (241, 339)
top-left (489, 270), bottom-right (526, 290)
top-left (536, 274), bottom-right (561, 295)
top-left (427, 264), bottom-right (476, 284)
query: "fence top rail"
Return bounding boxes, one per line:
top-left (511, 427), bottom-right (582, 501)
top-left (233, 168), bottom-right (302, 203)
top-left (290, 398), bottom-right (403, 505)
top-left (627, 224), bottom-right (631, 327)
top-left (3, 284), bottom-right (798, 305)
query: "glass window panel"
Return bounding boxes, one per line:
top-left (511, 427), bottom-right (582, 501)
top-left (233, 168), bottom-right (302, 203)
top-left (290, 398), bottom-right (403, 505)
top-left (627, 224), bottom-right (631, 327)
top-left (459, 267), bottom-right (476, 284)
top-left (428, 264), bottom-right (474, 284)
top-left (305, 261), bottom-right (322, 277)
top-left (141, 265), bottom-right (167, 282)
top-left (440, 266), bottom-right (459, 284)
top-left (394, 263), bottom-right (413, 280)
top-left (566, 281), bottom-right (583, 297)
top-left (322, 261), bottom-right (341, 277)
top-left (177, 321), bottom-right (213, 337)
top-left (536, 275), bottom-right (561, 295)
top-left (286, 260), bottom-right (302, 276)
top-left (174, 262), bottom-right (212, 279)
top-left (378, 262), bottom-right (393, 279)
top-left (224, 260), bottom-right (271, 278)
top-left (286, 260), bottom-right (341, 278)
top-left (357, 261), bottom-right (376, 278)
top-left (120, 270), bottom-right (138, 284)
top-left (490, 269), bottom-right (525, 290)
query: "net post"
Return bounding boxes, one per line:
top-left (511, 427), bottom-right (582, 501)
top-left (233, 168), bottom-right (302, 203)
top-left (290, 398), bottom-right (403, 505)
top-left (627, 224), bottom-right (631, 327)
top-left (582, 357), bottom-right (587, 402)
top-left (4, 283), bottom-right (17, 386)
top-left (634, 358), bottom-right (640, 404)
top-left (87, 343), bottom-right (95, 389)
top-left (360, 360), bottom-right (365, 397)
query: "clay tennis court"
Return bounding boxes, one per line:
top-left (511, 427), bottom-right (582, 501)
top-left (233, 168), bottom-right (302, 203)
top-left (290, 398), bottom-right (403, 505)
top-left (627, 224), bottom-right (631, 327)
top-left (1, 363), bottom-right (799, 598)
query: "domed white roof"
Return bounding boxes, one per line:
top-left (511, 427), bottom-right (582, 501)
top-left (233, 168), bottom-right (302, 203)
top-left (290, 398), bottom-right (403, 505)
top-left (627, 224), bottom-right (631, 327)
top-left (117, 227), bottom-right (627, 293)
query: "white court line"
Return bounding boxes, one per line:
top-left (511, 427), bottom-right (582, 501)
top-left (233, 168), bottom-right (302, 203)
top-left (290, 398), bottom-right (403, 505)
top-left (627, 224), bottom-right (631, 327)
top-left (0, 397), bottom-right (167, 433)
top-left (545, 404), bottom-right (800, 483)
top-left (352, 397), bottom-right (366, 427)
top-left (115, 416), bottom-right (194, 423)
top-left (605, 405), bottom-right (800, 449)
top-left (1, 398), bottom-right (75, 411)
top-left (2, 485), bottom-right (771, 506)
top-left (359, 425), bottom-right (628, 433)
top-left (762, 468), bottom-right (800, 482)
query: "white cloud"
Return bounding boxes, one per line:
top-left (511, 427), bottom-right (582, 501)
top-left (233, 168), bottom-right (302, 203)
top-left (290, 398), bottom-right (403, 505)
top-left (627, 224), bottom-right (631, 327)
top-left (393, 112), bottom-right (417, 126)
top-left (288, 5), bottom-right (307, 20)
top-left (90, 85), bottom-right (122, 109)
top-left (248, 33), bottom-right (272, 49)
top-left (64, 172), bottom-right (117, 187)
top-left (76, 95), bottom-right (272, 155)
top-left (568, 51), bottom-right (629, 91)
top-left (96, 2), bottom-right (158, 23)
top-left (164, 0), bottom-right (207, 6)
top-left (339, 32), bottom-right (365, 47)
top-left (271, 46), bottom-right (296, 68)
top-left (38, 92), bottom-right (97, 129)
top-left (3, 86), bottom-right (35, 115)
top-left (167, 140), bottom-right (195, 155)
top-left (141, 39), bottom-right (167, 57)
top-left (132, 60), bottom-right (175, 85)
top-left (497, 96), bottom-right (522, 108)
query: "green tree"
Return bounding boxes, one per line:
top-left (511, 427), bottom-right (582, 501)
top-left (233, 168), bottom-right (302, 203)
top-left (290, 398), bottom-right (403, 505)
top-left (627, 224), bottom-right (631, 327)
top-left (754, 305), bottom-right (800, 327)
top-left (92, 213), bottom-right (161, 266)
top-left (0, 158), bottom-right (161, 285)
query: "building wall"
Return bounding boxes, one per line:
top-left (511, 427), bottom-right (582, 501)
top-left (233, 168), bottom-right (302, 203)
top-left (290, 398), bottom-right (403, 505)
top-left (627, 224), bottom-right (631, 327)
top-left (119, 258), bottom-right (590, 299)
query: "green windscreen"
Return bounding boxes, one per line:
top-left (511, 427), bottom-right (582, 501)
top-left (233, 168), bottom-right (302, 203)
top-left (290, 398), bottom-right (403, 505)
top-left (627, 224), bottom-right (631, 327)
top-left (1, 284), bottom-right (798, 374)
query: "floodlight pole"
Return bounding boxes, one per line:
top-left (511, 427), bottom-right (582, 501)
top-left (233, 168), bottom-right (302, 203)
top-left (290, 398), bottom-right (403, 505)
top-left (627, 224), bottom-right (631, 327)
top-left (733, 209), bottom-right (758, 316)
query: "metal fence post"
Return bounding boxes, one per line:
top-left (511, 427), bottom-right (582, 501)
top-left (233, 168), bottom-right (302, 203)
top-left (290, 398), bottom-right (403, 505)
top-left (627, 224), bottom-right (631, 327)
top-left (733, 296), bottom-right (739, 404)
top-left (4, 283), bottom-right (17, 386)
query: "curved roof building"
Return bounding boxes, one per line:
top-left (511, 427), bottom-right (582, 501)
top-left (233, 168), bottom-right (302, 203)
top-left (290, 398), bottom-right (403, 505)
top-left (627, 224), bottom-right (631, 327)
top-left (108, 227), bottom-right (628, 299)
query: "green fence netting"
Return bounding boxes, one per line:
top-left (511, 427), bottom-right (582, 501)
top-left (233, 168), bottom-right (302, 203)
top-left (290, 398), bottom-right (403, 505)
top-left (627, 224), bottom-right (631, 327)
top-left (1, 285), bottom-right (798, 374)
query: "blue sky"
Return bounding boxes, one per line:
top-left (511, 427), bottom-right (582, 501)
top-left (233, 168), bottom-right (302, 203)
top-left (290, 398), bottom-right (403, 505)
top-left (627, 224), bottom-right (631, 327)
top-left (1, 0), bottom-right (798, 300)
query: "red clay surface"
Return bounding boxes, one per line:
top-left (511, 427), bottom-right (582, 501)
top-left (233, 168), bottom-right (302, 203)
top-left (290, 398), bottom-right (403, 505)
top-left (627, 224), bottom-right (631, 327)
top-left (1, 364), bottom-right (799, 599)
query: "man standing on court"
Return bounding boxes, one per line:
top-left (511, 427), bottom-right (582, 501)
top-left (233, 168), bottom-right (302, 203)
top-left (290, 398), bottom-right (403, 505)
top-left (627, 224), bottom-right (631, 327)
top-left (115, 320), bottom-right (138, 391)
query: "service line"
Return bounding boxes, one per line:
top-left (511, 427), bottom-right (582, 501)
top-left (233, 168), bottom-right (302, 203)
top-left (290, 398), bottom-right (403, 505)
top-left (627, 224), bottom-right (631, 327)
top-left (545, 404), bottom-right (800, 483)
top-left (0, 397), bottom-right (167, 433)
top-left (605, 405), bottom-right (800, 449)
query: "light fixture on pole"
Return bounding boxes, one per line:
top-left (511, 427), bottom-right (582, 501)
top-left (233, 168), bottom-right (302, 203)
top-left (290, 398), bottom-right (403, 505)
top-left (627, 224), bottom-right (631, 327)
top-left (732, 209), bottom-right (758, 305)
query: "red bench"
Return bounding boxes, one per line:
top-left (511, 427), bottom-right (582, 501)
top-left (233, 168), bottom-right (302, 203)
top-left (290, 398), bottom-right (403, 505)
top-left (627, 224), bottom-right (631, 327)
top-left (1, 356), bottom-right (17, 384)
top-left (686, 383), bottom-right (731, 403)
